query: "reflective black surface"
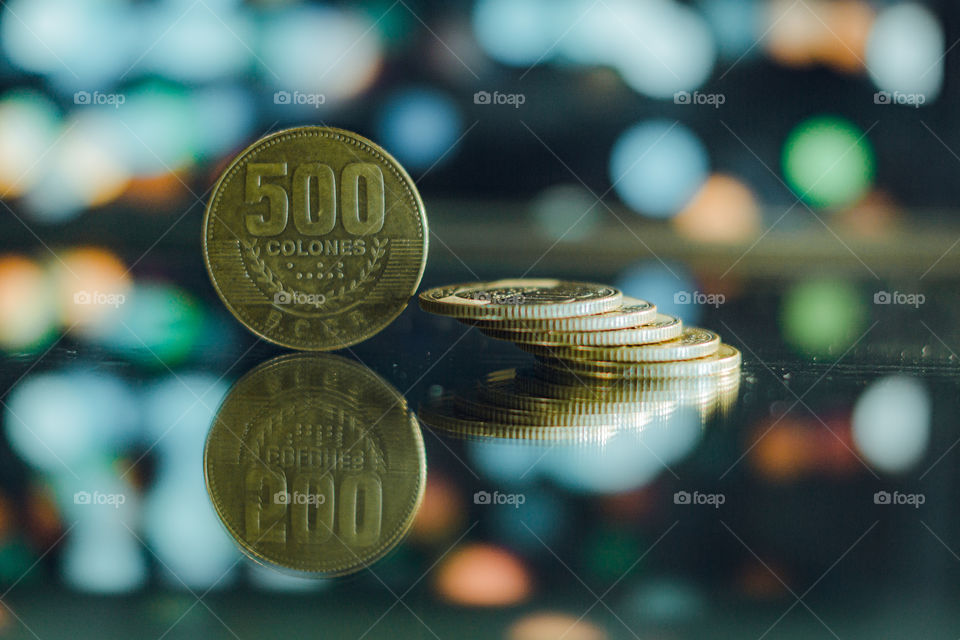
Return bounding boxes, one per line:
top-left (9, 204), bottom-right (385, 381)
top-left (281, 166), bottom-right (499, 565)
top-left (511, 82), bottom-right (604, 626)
top-left (1, 236), bottom-right (958, 639)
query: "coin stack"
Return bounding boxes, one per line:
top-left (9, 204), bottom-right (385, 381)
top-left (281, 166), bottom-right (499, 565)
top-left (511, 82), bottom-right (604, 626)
top-left (417, 279), bottom-right (741, 440)
top-left (418, 279), bottom-right (740, 379)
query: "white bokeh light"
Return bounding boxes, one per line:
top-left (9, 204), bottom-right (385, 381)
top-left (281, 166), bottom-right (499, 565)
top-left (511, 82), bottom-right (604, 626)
top-left (613, 1), bottom-right (717, 98)
top-left (260, 6), bottom-right (382, 105)
top-left (852, 375), bottom-right (931, 474)
top-left (609, 120), bottom-right (709, 218)
top-left (867, 3), bottom-right (944, 102)
top-left (472, 0), bottom-right (556, 66)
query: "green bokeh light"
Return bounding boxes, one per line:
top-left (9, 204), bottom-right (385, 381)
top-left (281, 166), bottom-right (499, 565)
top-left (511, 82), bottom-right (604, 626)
top-left (782, 278), bottom-right (867, 357)
top-left (92, 282), bottom-right (203, 367)
top-left (782, 116), bottom-right (875, 209)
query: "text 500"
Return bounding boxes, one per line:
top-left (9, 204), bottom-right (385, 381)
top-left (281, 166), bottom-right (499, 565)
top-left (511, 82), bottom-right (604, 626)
top-left (245, 162), bottom-right (385, 237)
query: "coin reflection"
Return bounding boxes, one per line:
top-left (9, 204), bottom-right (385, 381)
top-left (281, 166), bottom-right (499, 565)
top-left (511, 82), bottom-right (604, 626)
top-left (419, 363), bottom-right (740, 493)
top-left (419, 363), bottom-right (741, 444)
top-left (204, 353), bottom-right (425, 577)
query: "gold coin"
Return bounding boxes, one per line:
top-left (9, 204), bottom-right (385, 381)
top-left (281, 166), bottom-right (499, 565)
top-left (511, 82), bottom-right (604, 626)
top-left (203, 353), bottom-right (425, 576)
top-left (464, 296), bottom-right (656, 331)
top-left (203, 126), bottom-right (428, 350)
top-left (520, 327), bottom-right (720, 362)
top-left (418, 396), bottom-right (623, 443)
top-left (536, 344), bottom-right (742, 379)
top-left (481, 312), bottom-right (682, 346)
top-left (418, 279), bottom-right (621, 320)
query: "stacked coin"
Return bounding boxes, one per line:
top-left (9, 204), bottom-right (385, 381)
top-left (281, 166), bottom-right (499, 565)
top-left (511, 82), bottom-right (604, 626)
top-left (417, 279), bottom-right (741, 379)
top-left (417, 279), bottom-right (740, 440)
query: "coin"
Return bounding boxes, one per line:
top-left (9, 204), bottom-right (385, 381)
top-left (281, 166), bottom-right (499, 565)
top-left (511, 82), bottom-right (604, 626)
top-left (418, 279), bottom-right (621, 320)
top-left (203, 126), bottom-right (428, 350)
top-left (204, 353), bottom-right (425, 576)
top-left (465, 296), bottom-right (656, 332)
top-left (520, 327), bottom-right (720, 362)
top-left (536, 343), bottom-right (742, 379)
top-left (481, 313), bottom-right (682, 346)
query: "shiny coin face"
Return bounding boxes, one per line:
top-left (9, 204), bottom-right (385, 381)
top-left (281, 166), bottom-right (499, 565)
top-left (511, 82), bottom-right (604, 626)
top-left (481, 313), bottom-right (682, 346)
top-left (521, 327), bottom-right (720, 362)
top-left (466, 296), bottom-right (656, 331)
top-left (203, 126), bottom-right (428, 350)
top-left (204, 354), bottom-right (425, 577)
top-left (419, 279), bottom-right (621, 319)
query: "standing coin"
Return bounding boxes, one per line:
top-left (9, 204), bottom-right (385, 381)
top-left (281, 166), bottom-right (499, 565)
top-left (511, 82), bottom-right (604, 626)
top-left (203, 126), bottom-right (428, 350)
top-left (418, 279), bottom-right (621, 320)
top-left (204, 353), bottom-right (426, 576)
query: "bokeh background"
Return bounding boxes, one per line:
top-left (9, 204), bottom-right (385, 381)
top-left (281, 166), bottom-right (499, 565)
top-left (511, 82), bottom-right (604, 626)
top-left (0, 0), bottom-right (958, 638)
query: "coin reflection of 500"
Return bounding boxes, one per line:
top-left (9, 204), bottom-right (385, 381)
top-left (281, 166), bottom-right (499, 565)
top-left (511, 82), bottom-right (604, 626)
top-left (245, 469), bottom-right (382, 546)
top-left (204, 353), bottom-right (425, 577)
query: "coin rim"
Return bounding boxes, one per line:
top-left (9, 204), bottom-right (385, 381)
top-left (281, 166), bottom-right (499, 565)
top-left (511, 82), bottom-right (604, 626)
top-left (520, 327), bottom-right (721, 361)
top-left (202, 126), bottom-right (428, 351)
top-left (481, 313), bottom-right (683, 346)
top-left (536, 344), bottom-right (743, 379)
top-left (463, 296), bottom-right (657, 331)
top-left (418, 280), bottom-right (622, 320)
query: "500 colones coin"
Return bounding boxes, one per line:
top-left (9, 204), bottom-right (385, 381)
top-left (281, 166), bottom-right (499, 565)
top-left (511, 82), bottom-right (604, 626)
top-left (203, 126), bottom-right (428, 350)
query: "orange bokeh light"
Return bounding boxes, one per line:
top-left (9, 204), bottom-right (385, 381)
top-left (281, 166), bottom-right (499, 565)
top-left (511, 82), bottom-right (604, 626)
top-left (121, 171), bottom-right (190, 209)
top-left (409, 474), bottom-right (465, 544)
top-left (49, 247), bottom-right (131, 330)
top-left (507, 611), bottom-right (608, 640)
top-left (750, 416), bottom-right (812, 482)
top-left (766, 0), bottom-right (874, 72)
top-left (673, 174), bottom-right (760, 244)
top-left (0, 254), bottom-right (56, 350)
top-left (434, 543), bottom-right (532, 607)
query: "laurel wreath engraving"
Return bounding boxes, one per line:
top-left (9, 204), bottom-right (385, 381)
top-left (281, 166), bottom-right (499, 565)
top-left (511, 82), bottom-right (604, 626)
top-left (320, 237), bottom-right (388, 301)
top-left (242, 237), bottom-right (388, 307)
top-left (242, 240), bottom-right (291, 298)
